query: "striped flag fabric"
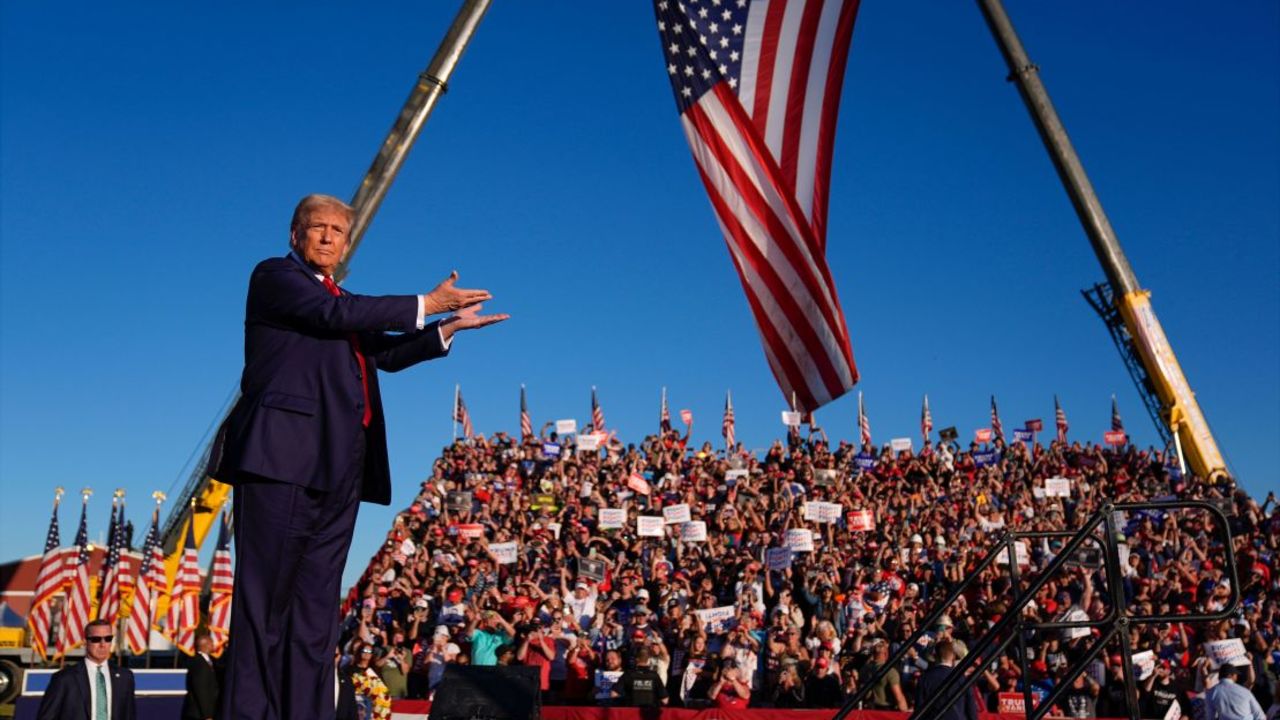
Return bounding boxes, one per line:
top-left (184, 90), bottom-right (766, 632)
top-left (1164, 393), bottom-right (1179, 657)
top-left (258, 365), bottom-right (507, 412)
top-left (660, 387), bottom-right (672, 433)
top-left (652, 0), bottom-right (862, 412)
top-left (125, 509), bottom-right (165, 655)
top-left (165, 520), bottom-right (201, 655)
top-left (857, 391), bottom-right (870, 448)
top-left (453, 388), bottom-right (474, 439)
top-left (921, 395), bottom-right (933, 443)
top-left (58, 496), bottom-right (93, 657)
top-left (27, 495), bottom-right (64, 662)
top-left (97, 500), bottom-right (118, 595)
top-left (723, 390), bottom-right (736, 449)
top-left (1110, 395), bottom-right (1124, 432)
top-left (591, 387), bottom-right (606, 433)
top-left (207, 512), bottom-right (234, 655)
top-left (520, 385), bottom-right (533, 440)
top-left (1055, 395), bottom-right (1069, 443)
top-left (97, 497), bottom-right (130, 623)
top-left (991, 395), bottom-right (1005, 442)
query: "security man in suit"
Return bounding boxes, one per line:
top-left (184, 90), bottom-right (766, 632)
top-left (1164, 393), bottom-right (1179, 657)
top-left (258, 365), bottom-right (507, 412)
top-left (36, 619), bottom-right (136, 720)
top-left (182, 630), bottom-right (220, 720)
top-left (910, 640), bottom-right (979, 720)
top-left (214, 194), bottom-right (507, 719)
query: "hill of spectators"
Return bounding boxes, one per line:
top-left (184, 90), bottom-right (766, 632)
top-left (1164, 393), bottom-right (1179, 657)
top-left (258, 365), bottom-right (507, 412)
top-left (336, 421), bottom-right (1279, 718)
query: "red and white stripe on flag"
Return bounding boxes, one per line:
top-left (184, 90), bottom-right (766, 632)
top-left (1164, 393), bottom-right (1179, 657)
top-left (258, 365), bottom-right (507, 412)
top-left (166, 525), bottom-right (202, 655)
top-left (27, 505), bottom-right (63, 662)
top-left (655, 0), bottom-right (861, 411)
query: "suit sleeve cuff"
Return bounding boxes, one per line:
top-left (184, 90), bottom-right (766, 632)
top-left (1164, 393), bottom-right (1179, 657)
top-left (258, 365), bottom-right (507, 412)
top-left (438, 323), bottom-right (453, 351)
top-left (416, 295), bottom-right (427, 330)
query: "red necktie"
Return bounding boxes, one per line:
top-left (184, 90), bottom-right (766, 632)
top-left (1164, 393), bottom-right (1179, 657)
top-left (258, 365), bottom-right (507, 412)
top-left (322, 277), bottom-right (372, 428)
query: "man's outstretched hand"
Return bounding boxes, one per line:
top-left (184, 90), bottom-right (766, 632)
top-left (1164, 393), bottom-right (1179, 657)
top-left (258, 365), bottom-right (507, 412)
top-left (423, 271), bottom-right (492, 315)
top-left (440, 303), bottom-right (509, 341)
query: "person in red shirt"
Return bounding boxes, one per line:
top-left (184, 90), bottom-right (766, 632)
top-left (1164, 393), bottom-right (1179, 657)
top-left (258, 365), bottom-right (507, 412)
top-left (517, 618), bottom-right (556, 701)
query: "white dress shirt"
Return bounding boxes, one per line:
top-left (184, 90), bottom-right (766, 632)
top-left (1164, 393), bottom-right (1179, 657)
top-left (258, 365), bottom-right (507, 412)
top-left (84, 657), bottom-right (112, 720)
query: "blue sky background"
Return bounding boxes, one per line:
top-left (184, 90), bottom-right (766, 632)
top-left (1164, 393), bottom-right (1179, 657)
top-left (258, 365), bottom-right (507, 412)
top-left (2, 1), bottom-right (1277, 590)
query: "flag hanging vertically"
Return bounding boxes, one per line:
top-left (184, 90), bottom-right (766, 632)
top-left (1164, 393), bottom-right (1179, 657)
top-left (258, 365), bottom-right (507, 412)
top-left (591, 387), bottom-right (606, 433)
top-left (165, 519), bottom-right (201, 656)
top-left (58, 492), bottom-right (93, 657)
top-left (520, 386), bottom-right (533, 440)
top-left (857, 391), bottom-right (871, 448)
top-left (921, 395), bottom-right (933, 443)
top-left (97, 495), bottom-right (129, 623)
top-left (453, 388), bottom-right (474, 439)
top-left (991, 396), bottom-right (1005, 443)
top-left (207, 512), bottom-right (234, 655)
top-left (659, 387), bottom-right (672, 433)
top-left (28, 490), bottom-right (65, 662)
top-left (652, 0), bottom-right (861, 411)
top-left (723, 390), bottom-right (736, 450)
top-left (1055, 395), bottom-right (1069, 443)
top-left (1110, 395), bottom-right (1124, 432)
top-left (125, 505), bottom-right (165, 656)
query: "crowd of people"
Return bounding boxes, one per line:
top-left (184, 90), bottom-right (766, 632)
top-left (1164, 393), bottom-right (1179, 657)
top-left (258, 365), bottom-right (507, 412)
top-left (334, 421), bottom-right (1280, 719)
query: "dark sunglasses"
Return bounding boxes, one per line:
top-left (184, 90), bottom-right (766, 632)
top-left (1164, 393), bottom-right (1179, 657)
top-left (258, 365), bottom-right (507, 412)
top-left (87, 635), bottom-right (114, 644)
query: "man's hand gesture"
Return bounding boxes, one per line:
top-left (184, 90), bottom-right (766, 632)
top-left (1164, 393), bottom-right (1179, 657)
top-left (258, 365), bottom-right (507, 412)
top-left (423, 271), bottom-right (493, 315)
top-left (441, 303), bottom-right (509, 340)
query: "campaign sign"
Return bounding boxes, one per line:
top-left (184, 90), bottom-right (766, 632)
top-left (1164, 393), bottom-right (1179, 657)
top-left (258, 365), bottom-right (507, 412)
top-left (680, 521), bottom-right (708, 542)
top-left (636, 516), bottom-right (665, 537)
top-left (696, 606), bottom-right (737, 634)
top-left (975, 428), bottom-right (993, 443)
top-left (1105, 430), bottom-right (1128, 446)
top-left (785, 528), bottom-right (815, 552)
top-left (781, 411), bottom-right (802, 427)
top-left (663, 503), bottom-right (692, 525)
top-left (724, 469), bottom-right (749, 483)
top-left (446, 491), bottom-right (472, 512)
top-left (997, 693), bottom-right (1025, 715)
top-left (938, 426), bottom-right (958, 442)
top-left (853, 453), bottom-right (876, 471)
top-left (627, 474), bottom-right (651, 495)
top-left (532, 493), bottom-right (559, 511)
top-left (766, 547), bottom-right (793, 570)
top-left (973, 449), bottom-right (999, 467)
top-left (455, 523), bottom-right (485, 540)
top-left (813, 469), bottom-right (837, 486)
top-left (997, 540), bottom-right (1030, 566)
top-left (680, 409), bottom-right (693, 425)
top-left (576, 434), bottom-right (601, 452)
top-left (846, 510), bottom-right (875, 532)
top-left (1044, 477), bottom-right (1071, 497)
top-left (542, 442), bottom-right (562, 458)
top-left (578, 557), bottom-right (607, 583)
top-left (890, 437), bottom-right (912, 453)
top-left (545, 522), bottom-right (561, 539)
top-left (1164, 698), bottom-right (1182, 720)
top-left (1025, 419), bottom-right (1043, 432)
top-left (1013, 428), bottom-right (1034, 444)
top-left (555, 419), bottom-right (577, 435)
top-left (1205, 638), bottom-right (1249, 668)
top-left (598, 508), bottom-right (626, 530)
top-left (804, 501), bottom-right (841, 524)
top-left (489, 541), bottom-right (518, 565)
top-left (1131, 650), bottom-right (1156, 681)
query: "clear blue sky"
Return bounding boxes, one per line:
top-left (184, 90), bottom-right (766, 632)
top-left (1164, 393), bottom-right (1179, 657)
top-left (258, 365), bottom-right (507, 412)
top-left (2, 2), bottom-right (1277, 590)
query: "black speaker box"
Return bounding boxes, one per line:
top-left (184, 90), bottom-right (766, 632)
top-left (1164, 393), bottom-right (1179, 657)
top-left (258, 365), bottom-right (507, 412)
top-left (429, 665), bottom-right (541, 720)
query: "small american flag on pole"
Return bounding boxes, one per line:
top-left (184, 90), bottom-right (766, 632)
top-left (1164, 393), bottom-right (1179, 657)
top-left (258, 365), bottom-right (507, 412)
top-left (97, 495), bottom-right (130, 623)
top-left (660, 387), bottom-right (672, 433)
top-left (58, 493), bottom-right (93, 658)
top-left (857, 391), bottom-right (870, 448)
top-left (125, 507), bottom-right (164, 656)
top-left (653, 0), bottom-right (862, 412)
top-left (1055, 395), bottom-right (1069, 443)
top-left (207, 512), bottom-right (234, 655)
top-left (454, 388), bottom-right (474, 439)
top-left (165, 518), bottom-right (201, 655)
top-left (990, 395), bottom-right (1004, 442)
top-left (27, 491), bottom-right (64, 662)
top-left (520, 385), bottom-right (533, 440)
top-left (723, 390), bottom-right (736, 450)
top-left (591, 387), bottom-right (606, 433)
top-left (1110, 395), bottom-right (1124, 432)
top-left (921, 394), bottom-right (933, 443)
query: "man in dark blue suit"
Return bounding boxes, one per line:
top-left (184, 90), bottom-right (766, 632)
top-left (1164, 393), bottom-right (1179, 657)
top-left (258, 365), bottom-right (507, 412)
top-left (214, 194), bottom-right (506, 719)
top-left (910, 640), bottom-right (979, 720)
top-left (36, 619), bottom-right (136, 720)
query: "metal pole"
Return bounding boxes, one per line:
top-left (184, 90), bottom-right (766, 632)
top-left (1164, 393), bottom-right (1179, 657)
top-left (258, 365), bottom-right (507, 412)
top-left (335, 0), bottom-right (493, 282)
top-left (975, 0), bottom-right (1139, 298)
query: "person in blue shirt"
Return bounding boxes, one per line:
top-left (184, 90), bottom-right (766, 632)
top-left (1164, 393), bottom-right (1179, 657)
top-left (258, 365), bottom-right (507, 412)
top-left (1206, 664), bottom-right (1266, 720)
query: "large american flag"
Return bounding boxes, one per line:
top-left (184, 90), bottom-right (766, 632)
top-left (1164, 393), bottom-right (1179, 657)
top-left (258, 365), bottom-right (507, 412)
top-left (920, 394), bottom-right (933, 443)
top-left (520, 385), bottom-right (533, 440)
top-left (723, 390), bottom-right (736, 449)
top-left (653, 0), bottom-right (861, 412)
top-left (990, 395), bottom-right (1005, 442)
top-left (98, 498), bottom-right (131, 623)
top-left (125, 509), bottom-right (164, 655)
top-left (207, 512), bottom-right (234, 655)
top-left (857, 391), bottom-right (870, 448)
top-left (660, 387), bottom-right (672, 433)
top-left (27, 496), bottom-right (64, 662)
top-left (165, 520), bottom-right (201, 655)
top-left (58, 497), bottom-right (92, 657)
top-left (454, 388), bottom-right (474, 439)
top-left (591, 387), bottom-right (606, 433)
top-left (1110, 395), bottom-right (1124, 432)
top-left (1055, 395), bottom-right (1069, 443)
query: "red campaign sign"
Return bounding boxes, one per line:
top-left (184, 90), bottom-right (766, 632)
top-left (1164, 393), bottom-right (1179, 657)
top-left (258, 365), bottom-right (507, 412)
top-left (454, 523), bottom-right (485, 540)
top-left (680, 409), bottom-right (693, 425)
top-left (975, 428), bottom-right (993, 443)
top-left (1104, 430), bottom-right (1127, 446)
top-left (997, 693), bottom-right (1025, 715)
top-left (846, 510), bottom-right (875, 532)
top-left (627, 474), bottom-right (652, 496)
top-left (1025, 419), bottom-right (1043, 432)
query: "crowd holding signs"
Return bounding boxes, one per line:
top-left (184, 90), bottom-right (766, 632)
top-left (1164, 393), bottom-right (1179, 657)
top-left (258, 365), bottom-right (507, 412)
top-left (334, 414), bottom-right (1278, 717)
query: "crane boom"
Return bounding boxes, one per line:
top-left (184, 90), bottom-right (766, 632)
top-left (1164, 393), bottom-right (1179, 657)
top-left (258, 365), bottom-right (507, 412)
top-left (156, 0), bottom-right (494, 599)
top-left (976, 0), bottom-right (1228, 479)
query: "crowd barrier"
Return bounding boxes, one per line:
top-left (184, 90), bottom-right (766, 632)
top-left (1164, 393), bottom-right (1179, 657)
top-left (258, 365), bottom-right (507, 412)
top-left (388, 701), bottom-right (1120, 720)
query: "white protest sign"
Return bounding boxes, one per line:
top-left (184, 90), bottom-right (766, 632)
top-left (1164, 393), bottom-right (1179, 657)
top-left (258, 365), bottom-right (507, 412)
top-left (1044, 477), bottom-right (1071, 498)
top-left (489, 541), bottom-right (519, 565)
top-left (680, 521), bottom-right (708, 542)
top-left (846, 510), bottom-right (875, 532)
top-left (1131, 650), bottom-right (1156, 681)
top-left (997, 540), bottom-right (1031, 566)
top-left (598, 508), bottom-right (625, 530)
top-left (766, 547), bottom-right (793, 570)
top-left (695, 606), bottom-right (737, 634)
top-left (636, 516), bottom-right (665, 537)
top-left (804, 501), bottom-right (841, 524)
top-left (785, 528), bottom-right (815, 552)
top-left (890, 437), bottom-right (913, 453)
top-left (546, 522), bottom-right (561, 539)
top-left (556, 419), bottom-right (577, 435)
top-left (1164, 698), bottom-right (1182, 720)
top-left (576, 434), bottom-right (600, 452)
top-left (1061, 607), bottom-right (1091, 639)
top-left (1204, 638), bottom-right (1249, 668)
top-left (1032, 487), bottom-right (1046, 500)
top-left (663, 503), bottom-right (692, 525)
top-left (725, 469), bottom-right (749, 483)
top-left (781, 411), bottom-right (802, 427)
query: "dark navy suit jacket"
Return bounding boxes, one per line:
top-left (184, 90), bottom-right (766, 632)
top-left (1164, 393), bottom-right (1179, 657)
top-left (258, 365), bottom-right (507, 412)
top-left (214, 255), bottom-right (449, 505)
top-left (910, 664), bottom-right (979, 720)
top-left (35, 661), bottom-right (135, 720)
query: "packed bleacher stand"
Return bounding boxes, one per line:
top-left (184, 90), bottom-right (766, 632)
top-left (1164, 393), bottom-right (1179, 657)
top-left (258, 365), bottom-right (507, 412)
top-left (335, 421), bottom-right (1280, 718)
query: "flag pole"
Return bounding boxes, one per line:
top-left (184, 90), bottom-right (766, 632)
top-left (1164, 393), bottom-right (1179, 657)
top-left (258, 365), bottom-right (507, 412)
top-left (452, 384), bottom-right (459, 441)
top-left (114, 488), bottom-right (126, 666)
top-left (145, 491), bottom-right (165, 669)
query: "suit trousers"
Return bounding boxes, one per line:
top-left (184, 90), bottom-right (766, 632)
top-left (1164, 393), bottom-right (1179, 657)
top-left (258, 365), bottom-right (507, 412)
top-left (218, 432), bottom-right (365, 720)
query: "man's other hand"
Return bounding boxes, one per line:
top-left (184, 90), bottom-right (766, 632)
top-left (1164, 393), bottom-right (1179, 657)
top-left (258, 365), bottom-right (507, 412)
top-left (441, 303), bottom-right (509, 341)
top-left (424, 271), bottom-right (493, 315)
